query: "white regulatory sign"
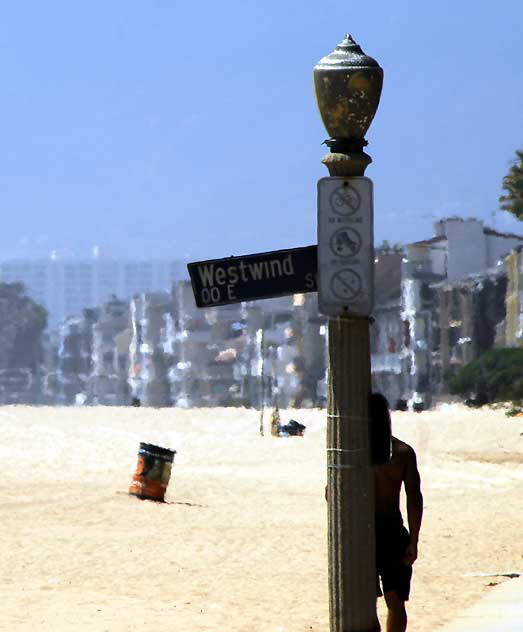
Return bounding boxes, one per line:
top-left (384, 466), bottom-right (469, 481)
top-left (317, 176), bottom-right (374, 317)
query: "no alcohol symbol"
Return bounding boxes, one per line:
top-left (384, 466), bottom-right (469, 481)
top-left (329, 227), bottom-right (362, 258)
top-left (330, 269), bottom-right (362, 301)
top-left (329, 183), bottom-right (361, 216)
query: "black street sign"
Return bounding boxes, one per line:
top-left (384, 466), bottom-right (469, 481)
top-left (188, 245), bottom-right (318, 308)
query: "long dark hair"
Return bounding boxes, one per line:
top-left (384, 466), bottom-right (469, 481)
top-left (369, 393), bottom-right (392, 465)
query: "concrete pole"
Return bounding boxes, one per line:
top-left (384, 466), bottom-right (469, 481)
top-left (324, 153), bottom-right (379, 632)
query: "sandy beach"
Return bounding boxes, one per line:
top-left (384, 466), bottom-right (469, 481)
top-left (1, 404), bottom-right (522, 631)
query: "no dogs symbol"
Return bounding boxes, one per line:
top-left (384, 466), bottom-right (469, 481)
top-left (330, 269), bottom-right (363, 301)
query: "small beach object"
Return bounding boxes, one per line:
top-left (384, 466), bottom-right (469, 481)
top-left (271, 408), bottom-right (281, 436)
top-left (129, 442), bottom-right (176, 502)
top-left (279, 419), bottom-right (306, 436)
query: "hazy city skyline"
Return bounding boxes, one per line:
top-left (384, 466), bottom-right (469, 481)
top-left (1, 2), bottom-right (522, 262)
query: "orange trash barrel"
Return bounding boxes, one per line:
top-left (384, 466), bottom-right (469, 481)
top-left (129, 442), bottom-right (176, 502)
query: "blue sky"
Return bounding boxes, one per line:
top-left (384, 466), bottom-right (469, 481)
top-left (1, 1), bottom-right (522, 261)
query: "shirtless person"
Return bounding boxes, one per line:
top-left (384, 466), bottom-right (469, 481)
top-left (371, 393), bottom-right (423, 632)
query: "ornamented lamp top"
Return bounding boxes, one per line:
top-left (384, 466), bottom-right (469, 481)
top-left (315, 34), bottom-right (382, 70)
top-left (313, 34), bottom-right (384, 147)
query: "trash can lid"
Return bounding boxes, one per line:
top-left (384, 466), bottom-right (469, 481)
top-left (139, 442), bottom-right (176, 462)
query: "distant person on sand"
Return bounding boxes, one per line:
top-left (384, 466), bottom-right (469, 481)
top-left (370, 392), bottom-right (423, 632)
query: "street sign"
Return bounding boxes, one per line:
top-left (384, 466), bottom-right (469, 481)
top-left (187, 245), bottom-right (317, 308)
top-left (317, 176), bottom-right (374, 316)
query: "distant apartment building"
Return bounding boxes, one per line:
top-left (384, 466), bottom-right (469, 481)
top-left (169, 281), bottom-right (327, 408)
top-left (129, 292), bottom-right (173, 407)
top-left (0, 257), bottom-right (187, 329)
top-left (371, 217), bottom-right (523, 408)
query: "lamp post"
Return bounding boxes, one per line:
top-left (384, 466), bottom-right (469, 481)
top-left (314, 35), bottom-right (383, 632)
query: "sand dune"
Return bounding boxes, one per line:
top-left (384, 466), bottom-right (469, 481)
top-left (1, 404), bottom-right (522, 631)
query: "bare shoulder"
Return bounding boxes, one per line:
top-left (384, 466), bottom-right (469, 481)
top-left (393, 437), bottom-right (422, 492)
top-left (392, 437), bottom-right (418, 465)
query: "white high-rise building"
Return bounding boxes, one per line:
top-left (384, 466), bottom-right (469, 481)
top-left (0, 258), bottom-right (187, 329)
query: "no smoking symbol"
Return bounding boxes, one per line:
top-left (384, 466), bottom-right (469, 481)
top-left (330, 269), bottom-right (362, 301)
top-left (330, 227), bottom-right (362, 258)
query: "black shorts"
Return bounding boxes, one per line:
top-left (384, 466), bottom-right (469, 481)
top-left (375, 518), bottom-right (413, 601)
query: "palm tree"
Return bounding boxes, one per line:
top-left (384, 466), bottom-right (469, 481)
top-left (499, 148), bottom-right (523, 220)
